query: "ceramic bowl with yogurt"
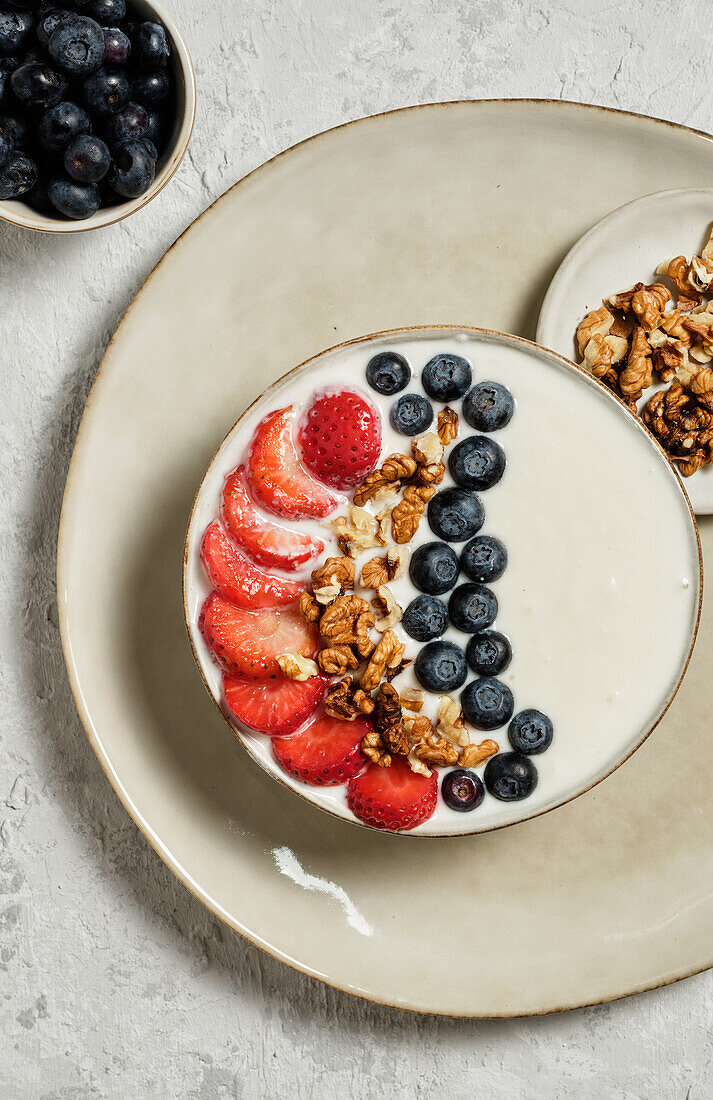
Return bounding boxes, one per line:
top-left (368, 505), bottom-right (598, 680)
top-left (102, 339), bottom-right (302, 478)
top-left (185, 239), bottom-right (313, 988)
top-left (183, 326), bottom-right (702, 837)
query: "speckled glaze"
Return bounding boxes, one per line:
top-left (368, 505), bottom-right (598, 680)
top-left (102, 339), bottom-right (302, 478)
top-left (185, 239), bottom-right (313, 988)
top-left (53, 99), bottom-right (713, 1031)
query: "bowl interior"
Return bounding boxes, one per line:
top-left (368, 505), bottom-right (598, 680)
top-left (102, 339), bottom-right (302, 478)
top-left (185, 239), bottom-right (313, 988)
top-left (0, 0), bottom-right (195, 232)
top-left (184, 326), bottom-right (702, 837)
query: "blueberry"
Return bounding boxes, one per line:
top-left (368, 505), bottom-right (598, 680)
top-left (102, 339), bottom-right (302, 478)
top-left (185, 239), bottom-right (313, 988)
top-left (104, 100), bottom-right (147, 144)
top-left (0, 127), bottom-right (10, 167)
top-left (86, 0), bottom-right (125, 25)
top-left (37, 9), bottom-right (73, 49)
top-left (461, 677), bottom-right (514, 730)
top-left (441, 769), bottom-right (484, 812)
top-left (130, 70), bottom-right (169, 108)
top-left (47, 175), bottom-right (100, 217)
top-left (448, 583), bottom-right (497, 633)
top-left (409, 541), bottom-right (459, 595)
top-left (38, 100), bottom-right (91, 152)
top-left (25, 173), bottom-right (53, 212)
top-left (138, 135), bottom-right (157, 161)
top-left (132, 21), bottom-right (169, 71)
top-left (508, 710), bottom-right (553, 755)
top-left (83, 65), bottom-right (128, 115)
top-left (466, 631), bottom-right (512, 676)
top-left (449, 435), bottom-right (506, 491)
top-left (0, 150), bottom-right (37, 197)
top-left (463, 381), bottom-right (515, 432)
top-left (49, 15), bottom-right (106, 75)
top-left (103, 25), bottom-right (130, 65)
top-left (428, 487), bottom-right (484, 542)
top-left (366, 351), bottom-right (410, 395)
top-left (108, 137), bottom-right (154, 197)
top-left (0, 11), bottom-right (33, 57)
top-left (460, 535), bottom-right (507, 583)
top-left (402, 594), bottom-right (448, 642)
top-left (484, 752), bottom-right (537, 801)
top-left (414, 641), bottom-right (468, 693)
top-left (390, 393), bottom-right (433, 435)
top-left (421, 353), bottom-right (472, 401)
top-left (63, 132), bottom-right (110, 181)
top-left (0, 113), bottom-right (28, 148)
top-left (11, 61), bottom-right (67, 109)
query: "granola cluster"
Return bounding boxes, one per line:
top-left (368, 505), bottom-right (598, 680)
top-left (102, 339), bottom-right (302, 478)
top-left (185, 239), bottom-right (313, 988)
top-left (574, 223), bottom-right (713, 475)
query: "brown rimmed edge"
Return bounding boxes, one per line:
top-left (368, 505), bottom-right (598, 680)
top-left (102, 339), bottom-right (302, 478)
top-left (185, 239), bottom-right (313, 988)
top-left (57, 101), bottom-right (711, 1018)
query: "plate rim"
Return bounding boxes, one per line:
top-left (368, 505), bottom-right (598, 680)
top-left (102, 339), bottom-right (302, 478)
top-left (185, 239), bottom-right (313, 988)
top-left (57, 99), bottom-right (713, 1017)
top-left (182, 322), bottom-right (703, 840)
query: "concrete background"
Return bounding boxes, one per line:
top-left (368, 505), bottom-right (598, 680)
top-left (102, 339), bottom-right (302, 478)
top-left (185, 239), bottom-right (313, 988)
top-left (3, 0), bottom-right (713, 1095)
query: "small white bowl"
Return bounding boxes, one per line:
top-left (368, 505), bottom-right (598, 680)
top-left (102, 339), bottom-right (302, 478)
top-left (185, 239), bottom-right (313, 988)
top-left (537, 188), bottom-right (713, 514)
top-left (0, 0), bottom-right (196, 233)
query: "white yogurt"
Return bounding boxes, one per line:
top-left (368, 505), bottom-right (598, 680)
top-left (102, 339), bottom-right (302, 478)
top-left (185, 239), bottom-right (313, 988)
top-left (184, 328), bottom-right (701, 836)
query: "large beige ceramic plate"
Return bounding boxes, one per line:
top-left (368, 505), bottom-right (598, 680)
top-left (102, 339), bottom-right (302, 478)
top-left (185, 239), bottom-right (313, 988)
top-left (58, 101), bottom-right (713, 1016)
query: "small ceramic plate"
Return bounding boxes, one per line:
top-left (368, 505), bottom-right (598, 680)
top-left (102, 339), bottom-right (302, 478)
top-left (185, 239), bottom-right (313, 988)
top-left (536, 188), bottom-right (713, 514)
top-left (184, 326), bottom-right (701, 839)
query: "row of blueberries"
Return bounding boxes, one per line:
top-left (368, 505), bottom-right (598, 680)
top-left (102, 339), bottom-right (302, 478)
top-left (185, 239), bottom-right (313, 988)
top-left (363, 351), bottom-right (557, 809)
top-left (366, 349), bottom-right (514, 438)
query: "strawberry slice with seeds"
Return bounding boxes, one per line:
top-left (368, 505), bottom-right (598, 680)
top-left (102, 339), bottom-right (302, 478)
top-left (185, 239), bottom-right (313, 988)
top-left (246, 407), bottom-right (340, 519)
top-left (223, 672), bottom-right (328, 736)
top-left (221, 466), bottom-right (324, 572)
top-left (299, 388), bottom-right (382, 489)
top-left (347, 757), bottom-right (438, 831)
top-left (200, 592), bottom-right (318, 677)
top-left (201, 521), bottom-right (303, 608)
top-left (272, 712), bottom-right (370, 785)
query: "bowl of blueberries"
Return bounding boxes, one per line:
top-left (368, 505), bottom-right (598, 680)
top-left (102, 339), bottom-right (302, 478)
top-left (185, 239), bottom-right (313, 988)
top-left (0, 0), bottom-right (195, 229)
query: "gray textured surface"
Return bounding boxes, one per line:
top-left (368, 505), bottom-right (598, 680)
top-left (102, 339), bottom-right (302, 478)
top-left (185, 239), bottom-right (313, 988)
top-left (3, 0), bottom-right (713, 1096)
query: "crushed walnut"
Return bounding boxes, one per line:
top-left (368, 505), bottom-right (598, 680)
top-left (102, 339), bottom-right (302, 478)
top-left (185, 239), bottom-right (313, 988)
top-left (575, 221), bottom-right (713, 475)
top-left (277, 653), bottom-right (320, 681)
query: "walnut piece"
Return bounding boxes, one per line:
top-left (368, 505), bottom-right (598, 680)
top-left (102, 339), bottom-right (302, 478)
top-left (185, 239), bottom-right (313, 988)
top-left (317, 645), bottom-right (360, 675)
top-left (373, 682), bottom-right (402, 729)
top-left (399, 687), bottom-right (424, 712)
top-left (313, 583), bottom-right (341, 606)
top-left (459, 740), bottom-right (499, 768)
top-left (330, 506), bottom-right (384, 556)
top-left (299, 591), bottom-right (321, 623)
top-left (604, 334), bottom-right (629, 364)
top-left (690, 367), bottom-right (713, 408)
top-left (360, 547), bottom-right (407, 589)
top-left (371, 585), bottom-right (402, 632)
top-left (324, 677), bottom-right (375, 721)
top-left (391, 484), bottom-right (435, 544)
top-left (407, 748), bottom-right (432, 777)
top-left (631, 283), bottom-right (670, 330)
top-left (403, 713), bottom-right (433, 740)
top-left (360, 630), bottom-right (405, 691)
top-left (353, 453), bottom-right (417, 507)
top-left (582, 334), bottom-right (612, 378)
top-left (311, 556), bottom-right (355, 590)
top-left (412, 431), bottom-right (444, 467)
top-left (277, 653), bottom-right (320, 681)
top-left (436, 696), bottom-right (469, 748)
top-left (319, 594), bottom-right (373, 643)
top-left (361, 730), bottom-right (391, 768)
top-left (412, 733), bottom-right (460, 768)
top-left (437, 406), bottom-right (459, 445)
top-left (576, 306), bottom-right (614, 357)
top-left (619, 326), bottom-right (652, 400)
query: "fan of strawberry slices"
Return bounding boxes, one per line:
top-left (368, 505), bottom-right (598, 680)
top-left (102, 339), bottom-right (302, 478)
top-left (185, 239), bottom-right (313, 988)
top-left (196, 392), bottom-right (437, 831)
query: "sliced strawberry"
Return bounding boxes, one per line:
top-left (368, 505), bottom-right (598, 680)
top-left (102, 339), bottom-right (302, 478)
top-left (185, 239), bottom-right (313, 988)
top-left (201, 521), bottom-right (303, 608)
top-left (200, 592), bottom-right (318, 677)
top-left (246, 407), bottom-right (340, 519)
top-left (347, 757), bottom-right (438, 831)
top-left (221, 466), bottom-right (323, 572)
top-left (299, 388), bottom-right (382, 489)
top-left (223, 671), bottom-right (328, 735)
top-left (272, 712), bottom-right (370, 785)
